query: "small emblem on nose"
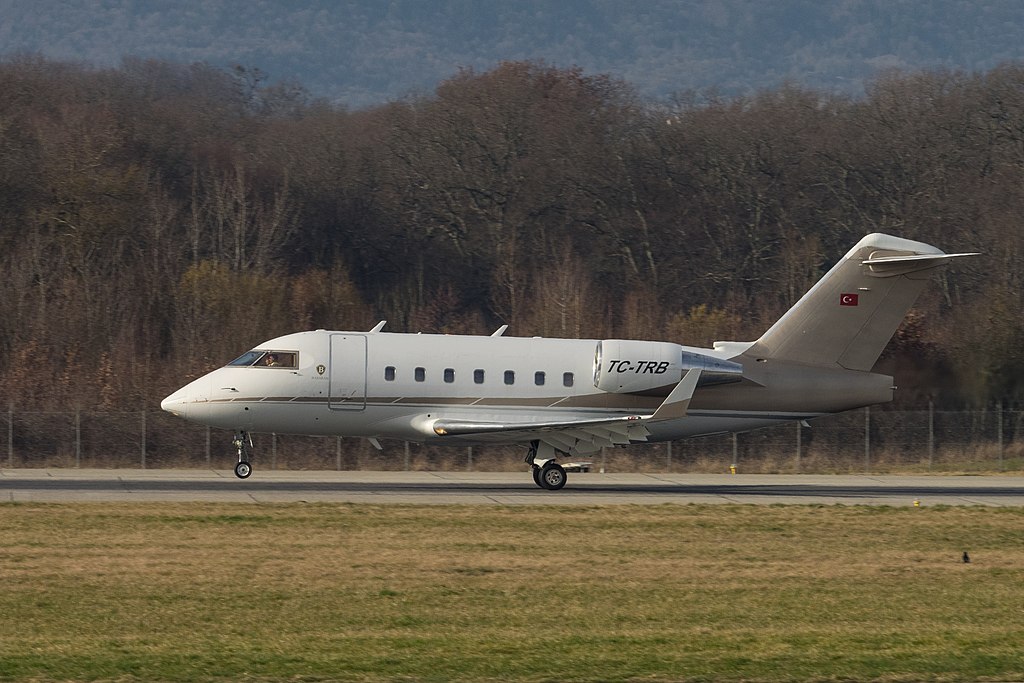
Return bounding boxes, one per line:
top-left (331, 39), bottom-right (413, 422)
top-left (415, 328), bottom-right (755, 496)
top-left (317, 364), bottom-right (326, 375)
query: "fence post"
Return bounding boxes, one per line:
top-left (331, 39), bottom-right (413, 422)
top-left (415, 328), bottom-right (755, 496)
top-left (928, 400), bottom-right (934, 470)
top-left (140, 411), bottom-right (147, 469)
top-left (205, 426), bottom-right (211, 467)
top-left (271, 433), bottom-right (277, 470)
top-left (666, 441), bottom-right (672, 471)
top-left (997, 401), bottom-right (1004, 471)
top-left (6, 403), bottom-right (12, 467)
top-left (864, 407), bottom-right (871, 473)
top-left (75, 409), bottom-right (81, 468)
top-left (404, 441), bottom-right (410, 471)
top-left (732, 432), bottom-right (739, 471)
top-left (336, 436), bottom-right (342, 471)
top-left (795, 421), bottom-right (802, 473)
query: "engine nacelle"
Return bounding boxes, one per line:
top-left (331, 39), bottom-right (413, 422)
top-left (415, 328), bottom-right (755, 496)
top-left (593, 339), bottom-right (743, 394)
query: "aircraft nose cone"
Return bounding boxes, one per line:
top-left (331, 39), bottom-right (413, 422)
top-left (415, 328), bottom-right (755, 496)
top-left (160, 391), bottom-right (188, 417)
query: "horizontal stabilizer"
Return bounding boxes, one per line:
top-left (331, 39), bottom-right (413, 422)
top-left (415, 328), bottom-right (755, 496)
top-left (862, 251), bottom-right (979, 277)
top-left (862, 252), bottom-right (979, 265)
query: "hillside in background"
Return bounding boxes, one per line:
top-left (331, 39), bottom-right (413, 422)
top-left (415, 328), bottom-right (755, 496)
top-left (2, 0), bottom-right (1023, 107)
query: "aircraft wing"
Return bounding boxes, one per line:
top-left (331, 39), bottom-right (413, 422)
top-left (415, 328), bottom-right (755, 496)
top-left (429, 369), bottom-right (701, 455)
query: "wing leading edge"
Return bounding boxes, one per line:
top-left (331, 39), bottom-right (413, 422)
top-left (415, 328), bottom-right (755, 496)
top-left (429, 369), bottom-right (702, 455)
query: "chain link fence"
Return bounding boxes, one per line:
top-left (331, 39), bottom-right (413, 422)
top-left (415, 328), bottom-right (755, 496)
top-left (2, 405), bottom-right (1022, 473)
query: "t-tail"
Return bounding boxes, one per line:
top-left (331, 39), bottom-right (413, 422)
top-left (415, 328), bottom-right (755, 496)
top-left (743, 233), bottom-right (977, 371)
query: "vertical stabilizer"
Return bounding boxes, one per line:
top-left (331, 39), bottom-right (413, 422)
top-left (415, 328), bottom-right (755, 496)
top-left (744, 233), bottom-right (974, 371)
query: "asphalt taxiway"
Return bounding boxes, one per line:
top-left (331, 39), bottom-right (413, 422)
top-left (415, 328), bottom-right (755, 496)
top-left (2, 469), bottom-right (1024, 505)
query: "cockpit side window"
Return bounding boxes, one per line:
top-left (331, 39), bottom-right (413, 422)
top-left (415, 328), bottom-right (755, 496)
top-left (226, 350), bottom-right (298, 368)
top-left (228, 351), bottom-right (265, 367)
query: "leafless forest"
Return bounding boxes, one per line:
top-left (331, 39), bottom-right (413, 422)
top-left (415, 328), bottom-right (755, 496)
top-left (0, 56), bottom-right (1019, 423)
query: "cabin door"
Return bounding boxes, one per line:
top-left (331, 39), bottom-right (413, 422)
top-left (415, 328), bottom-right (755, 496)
top-left (329, 334), bottom-right (367, 410)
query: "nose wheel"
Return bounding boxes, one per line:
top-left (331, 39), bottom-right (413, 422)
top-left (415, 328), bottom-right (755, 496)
top-left (232, 431), bottom-right (253, 479)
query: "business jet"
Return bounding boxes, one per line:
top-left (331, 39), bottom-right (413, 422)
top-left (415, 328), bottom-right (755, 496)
top-left (161, 233), bottom-right (975, 489)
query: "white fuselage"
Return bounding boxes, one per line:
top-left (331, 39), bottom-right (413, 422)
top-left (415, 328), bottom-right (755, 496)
top-left (161, 328), bottom-right (891, 453)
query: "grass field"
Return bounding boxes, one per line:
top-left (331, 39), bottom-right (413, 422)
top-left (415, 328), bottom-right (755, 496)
top-left (1, 503), bottom-right (1023, 682)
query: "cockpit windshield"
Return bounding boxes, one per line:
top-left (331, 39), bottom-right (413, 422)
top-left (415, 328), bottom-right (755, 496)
top-left (227, 350), bottom-right (298, 368)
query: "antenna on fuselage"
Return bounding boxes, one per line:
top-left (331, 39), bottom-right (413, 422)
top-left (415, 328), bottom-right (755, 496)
top-left (368, 321), bottom-right (386, 333)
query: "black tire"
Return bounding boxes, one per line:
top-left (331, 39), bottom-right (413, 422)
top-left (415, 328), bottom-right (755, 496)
top-left (234, 461), bottom-right (252, 479)
top-left (532, 466), bottom-right (544, 488)
top-left (539, 462), bottom-right (567, 491)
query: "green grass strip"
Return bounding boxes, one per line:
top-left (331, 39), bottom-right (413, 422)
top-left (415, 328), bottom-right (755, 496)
top-left (1, 503), bottom-right (1022, 682)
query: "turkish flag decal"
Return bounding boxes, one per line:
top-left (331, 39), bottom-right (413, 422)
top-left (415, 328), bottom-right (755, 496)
top-left (840, 293), bottom-right (859, 306)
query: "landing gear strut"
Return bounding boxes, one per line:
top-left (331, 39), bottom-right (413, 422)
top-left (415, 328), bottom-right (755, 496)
top-left (526, 440), bottom-right (567, 490)
top-left (232, 431), bottom-right (253, 479)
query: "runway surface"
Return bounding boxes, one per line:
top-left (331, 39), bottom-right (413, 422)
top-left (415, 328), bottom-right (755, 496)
top-left (3, 469), bottom-right (1024, 505)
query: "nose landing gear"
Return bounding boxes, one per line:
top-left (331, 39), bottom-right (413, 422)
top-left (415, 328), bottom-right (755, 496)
top-left (232, 431), bottom-right (253, 479)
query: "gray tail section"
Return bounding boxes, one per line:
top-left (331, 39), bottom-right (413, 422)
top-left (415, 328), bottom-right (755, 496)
top-left (743, 233), bottom-right (975, 372)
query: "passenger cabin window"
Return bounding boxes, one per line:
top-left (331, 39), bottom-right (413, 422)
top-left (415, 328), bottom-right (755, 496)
top-left (444, 368), bottom-right (455, 383)
top-left (227, 350), bottom-right (297, 368)
top-left (415, 367), bottom-right (425, 382)
top-left (535, 371), bottom-right (545, 386)
top-left (384, 366), bottom-right (396, 381)
top-left (504, 370), bottom-right (515, 385)
top-left (474, 369), bottom-right (485, 384)
top-left (563, 372), bottom-right (574, 387)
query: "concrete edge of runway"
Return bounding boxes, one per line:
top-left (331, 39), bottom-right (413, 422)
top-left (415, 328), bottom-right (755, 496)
top-left (3, 468), bottom-right (1024, 505)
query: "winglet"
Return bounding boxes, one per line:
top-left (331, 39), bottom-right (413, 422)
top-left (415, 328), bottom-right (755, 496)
top-left (649, 369), bottom-right (701, 421)
top-left (368, 321), bottom-right (387, 333)
top-left (491, 324), bottom-right (509, 337)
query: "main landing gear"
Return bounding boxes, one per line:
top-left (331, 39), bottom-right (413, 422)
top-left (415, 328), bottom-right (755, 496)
top-left (232, 431), bottom-right (253, 479)
top-left (526, 440), bottom-right (567, 491)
